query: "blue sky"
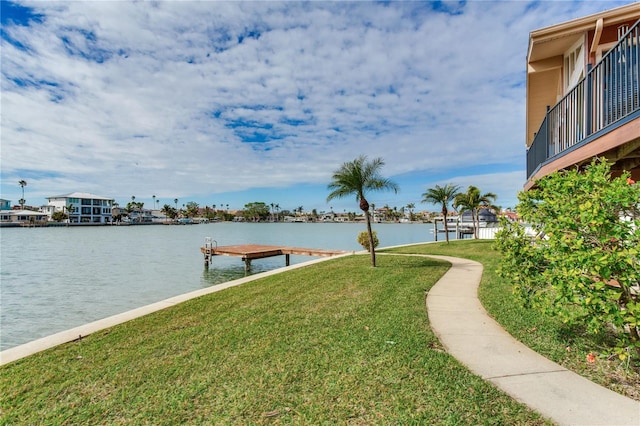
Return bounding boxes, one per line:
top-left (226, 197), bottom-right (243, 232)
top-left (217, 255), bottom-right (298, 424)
top-left (1, 0), bottom-right (632, 213)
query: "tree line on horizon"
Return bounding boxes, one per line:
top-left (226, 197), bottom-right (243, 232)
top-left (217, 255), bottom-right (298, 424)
top-left (17, 157), bottom-right (499, 239)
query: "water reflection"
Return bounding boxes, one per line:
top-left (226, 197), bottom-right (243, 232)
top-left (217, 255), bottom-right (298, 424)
top-left (200, 264), bottom-right (253, 286)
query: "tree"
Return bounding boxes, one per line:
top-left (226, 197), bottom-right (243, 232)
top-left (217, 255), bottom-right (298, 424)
top-left (421, 184), bottom-right (460, 243)
top-left (327, 155), bottom-right (399, 267)
top-left (18, 180), bottom-right (27, 209)
top-left (243, 202), bottom-right (270, 222)
top-left (185, 201), bottom-right (199, 218)
top-left (162, 204), bottom-right (177, 220)
top-left (453, 185), bottom-right (497, 239)
top-left (496, 159), bottom-right (640, 360)
top-left (51, 211), bottom-right (68, 222)
top-left (126, 201), bottom-right (144, 213)
top-left (406, 203), bottom-right (416, 222)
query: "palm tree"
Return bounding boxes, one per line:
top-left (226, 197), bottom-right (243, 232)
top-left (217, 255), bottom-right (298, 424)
top-left (18, 180), bottom-right (27, 209)
top-left (327, 155), bottom-right (399, 267)
top-left (421, 184), bottom-right (460, 243)
top-left (453, 186), bottom-right (497, 239)
top-left (406, 203), bottom-right (415, 221)
top-left (152, 195), bottom-right (156, 211)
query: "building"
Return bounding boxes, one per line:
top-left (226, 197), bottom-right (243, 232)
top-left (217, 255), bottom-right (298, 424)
top-left (0, 199), bottom-right (10, 210)
top-left (0, 209), bottom-right (49, 226)
top-left (526, 3), bottom-right (640, 190)
top-left (46, 192), bottom-right (114, 224)
top-left (460, 208), bottom-right (498, 227)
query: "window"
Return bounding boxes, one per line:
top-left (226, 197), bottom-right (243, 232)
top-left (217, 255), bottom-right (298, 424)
top-left (81, 207), bottom-right (91, 214)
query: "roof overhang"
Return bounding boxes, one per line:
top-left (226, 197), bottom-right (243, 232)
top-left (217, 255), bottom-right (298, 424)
top-left (528, 3), bottom-right (640, 62)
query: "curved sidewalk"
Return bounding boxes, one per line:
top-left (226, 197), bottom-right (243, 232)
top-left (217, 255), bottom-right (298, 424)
top-left (426, 255), bottom-right (640, 426)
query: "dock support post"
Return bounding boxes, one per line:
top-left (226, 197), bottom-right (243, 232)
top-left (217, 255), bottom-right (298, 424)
top-left (244, 258), bottom-right (251, 273)
top-left (285, 254), bottom-right (290, 266)
top-left (434, 220), bottom-right (438, 242)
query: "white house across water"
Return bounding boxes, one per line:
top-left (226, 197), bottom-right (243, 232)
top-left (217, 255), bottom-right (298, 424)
top-left (46, 192), bottom-right (114, 224)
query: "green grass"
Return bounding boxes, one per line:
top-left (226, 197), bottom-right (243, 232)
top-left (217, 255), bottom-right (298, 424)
top-left (383, 240), bottom-right (640, 401)
top-left (1, 253), bottom-right (548, 425)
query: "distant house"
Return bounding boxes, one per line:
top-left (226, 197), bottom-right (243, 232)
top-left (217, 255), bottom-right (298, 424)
top-left (0, 209), bottom-right (48, 226)
top-left (0, 199), bottom-right (10, 210)
top-left (46, 192), bottom-right (114, 224)
top-left (460, 208), bottom-right (498, 227)
top-left (526, 3), bottom-right (640, 190)
top-left (500, 211), bottom-right (522, 223)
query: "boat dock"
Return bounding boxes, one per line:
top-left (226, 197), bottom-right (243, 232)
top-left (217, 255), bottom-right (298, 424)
top-left (201, 238), bottom-right (347, 271)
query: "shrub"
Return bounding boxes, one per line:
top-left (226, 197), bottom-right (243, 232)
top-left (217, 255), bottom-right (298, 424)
top-left (496, 159), bottom-right (640, 361)
top-left (357, 230), bottom-right (379, 252)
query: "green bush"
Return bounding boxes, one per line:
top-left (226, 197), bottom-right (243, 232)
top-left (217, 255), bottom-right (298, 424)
top-left (357, 230), bottom-right (379, 251)
top-left (496, 159), bottom-right (640, 361)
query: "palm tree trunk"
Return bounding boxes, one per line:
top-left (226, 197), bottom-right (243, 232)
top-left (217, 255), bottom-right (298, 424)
top-left (365, 209), bottom-right (376, 267)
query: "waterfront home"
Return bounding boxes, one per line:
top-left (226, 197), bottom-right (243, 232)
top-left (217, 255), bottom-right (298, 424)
top-left (459, 208), bottom-right (498, 228)
top-left (0, 209), bottom-right (49, 226)
top-left (46, 192), bottom-right (114, 224)
top-left (526, 3), bottom-right (640, 190)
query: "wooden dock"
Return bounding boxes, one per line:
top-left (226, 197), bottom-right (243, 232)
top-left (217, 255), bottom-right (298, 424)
top-left (200, 240), bottom-right (347, 271)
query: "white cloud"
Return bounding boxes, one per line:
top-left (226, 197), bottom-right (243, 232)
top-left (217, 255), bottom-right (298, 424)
top-left (0, 1), bottom-right (631, 209)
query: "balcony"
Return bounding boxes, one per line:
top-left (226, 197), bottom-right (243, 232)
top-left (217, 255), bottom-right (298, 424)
top-left (527, 19), bottom-right (640, 180)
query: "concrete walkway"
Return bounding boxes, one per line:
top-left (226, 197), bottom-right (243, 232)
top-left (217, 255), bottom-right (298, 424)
top-left (426, 255), bottom-right (640, 426)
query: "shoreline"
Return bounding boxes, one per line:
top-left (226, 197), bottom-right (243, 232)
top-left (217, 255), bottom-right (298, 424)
top-left (0, 253), bottom-right (353, 366)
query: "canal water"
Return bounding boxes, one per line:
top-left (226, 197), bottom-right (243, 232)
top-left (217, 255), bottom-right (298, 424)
top-left (0, 222), bottom-right (436, 350)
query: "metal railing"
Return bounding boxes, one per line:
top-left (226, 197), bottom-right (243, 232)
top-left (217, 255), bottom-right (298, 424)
top-left (527, 19), bottom-right (640, 179)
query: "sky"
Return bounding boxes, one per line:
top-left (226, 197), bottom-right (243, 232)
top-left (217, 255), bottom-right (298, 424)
top-left (1, 0), bottom-right (633, 214)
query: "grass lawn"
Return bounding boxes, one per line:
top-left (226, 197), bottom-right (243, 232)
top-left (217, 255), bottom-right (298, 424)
top-left (1, 251), bottom-right (549, 424)
top-left (383, 240), bottom-right (640, 401)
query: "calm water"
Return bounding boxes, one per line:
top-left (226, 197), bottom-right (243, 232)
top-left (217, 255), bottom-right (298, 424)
top-left (0, 222), bottom-right (435, 350)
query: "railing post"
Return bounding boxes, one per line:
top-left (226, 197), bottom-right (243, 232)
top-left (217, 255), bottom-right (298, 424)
top-left (545, 105), bottom-right (551, 159)
top-left (586, 63), bottom-right (593, 137)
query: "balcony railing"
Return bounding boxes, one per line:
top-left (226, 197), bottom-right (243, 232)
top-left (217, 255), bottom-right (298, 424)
top-left (527, 19), bottom-right (640, 179)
